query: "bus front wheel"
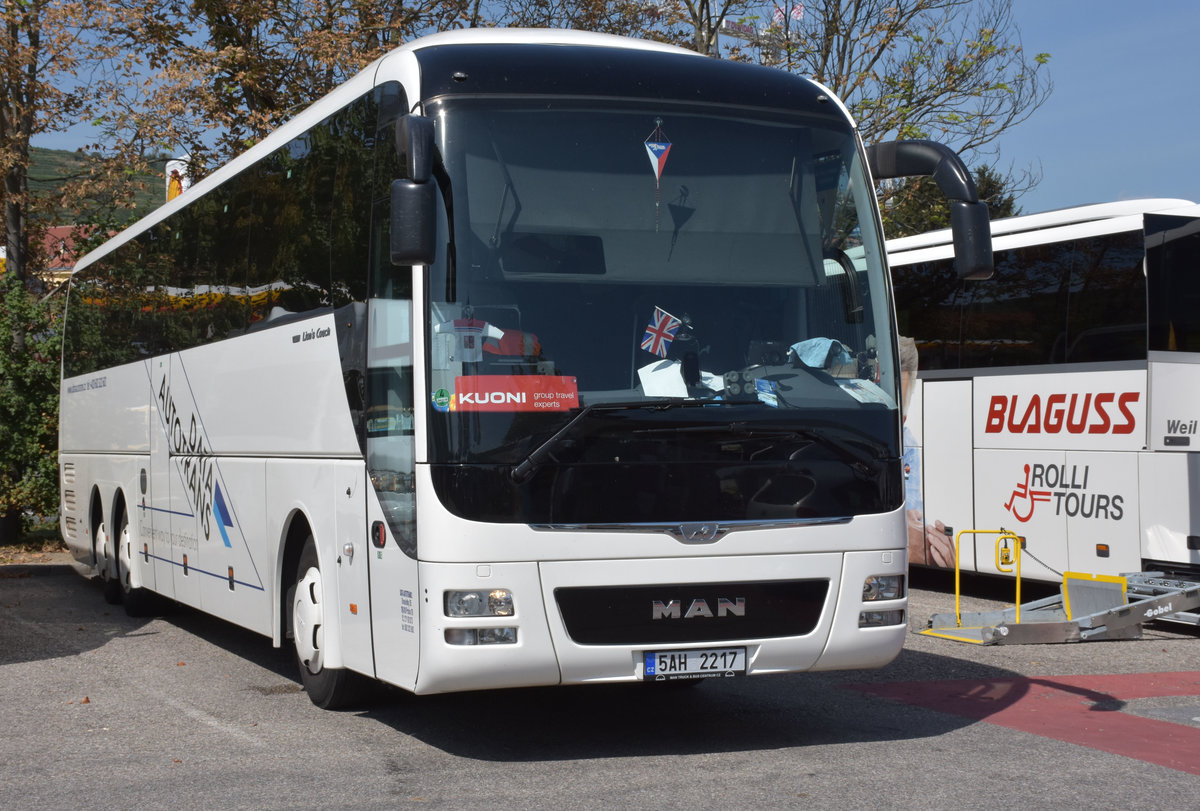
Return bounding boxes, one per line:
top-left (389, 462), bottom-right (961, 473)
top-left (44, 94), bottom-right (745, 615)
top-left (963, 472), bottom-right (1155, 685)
top-left (291, 535), bottom-right (363, 709)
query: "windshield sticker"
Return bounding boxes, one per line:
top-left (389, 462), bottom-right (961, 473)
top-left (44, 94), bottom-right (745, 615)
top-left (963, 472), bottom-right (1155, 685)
top-left (454, 375), bottom-right (579, 412)
top-left (645, 118), bottom-right (671, 230)
top-left (431, 388), bottom-right (453, 412)
top-left (641, 305), bottom-right (682, 358)
top-left (756, 378), bottom-right (779, 408)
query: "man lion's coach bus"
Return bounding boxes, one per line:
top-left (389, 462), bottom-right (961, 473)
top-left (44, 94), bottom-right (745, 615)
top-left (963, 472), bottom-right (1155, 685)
top-left (890, 198), bottom-right (1200, 614)
top-left (60, 29), bottom-right (991, 707)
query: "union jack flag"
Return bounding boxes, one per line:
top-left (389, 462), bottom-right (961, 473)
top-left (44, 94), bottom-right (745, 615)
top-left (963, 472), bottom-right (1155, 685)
top-left (641, 306), bottom-right (682, 358)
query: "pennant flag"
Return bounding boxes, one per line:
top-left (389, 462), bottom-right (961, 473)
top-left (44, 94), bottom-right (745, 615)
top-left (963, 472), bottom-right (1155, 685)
top-left (641, 306), bottom-right (682, 357)
top-left (645, 140), bottom-right (671, 184)
top-left (645, 118), bottom-right (672, 231)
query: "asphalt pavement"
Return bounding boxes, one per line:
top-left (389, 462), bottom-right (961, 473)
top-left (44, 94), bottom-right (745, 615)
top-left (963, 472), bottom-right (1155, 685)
top-left (1, 563), bottom-right (1197, 809)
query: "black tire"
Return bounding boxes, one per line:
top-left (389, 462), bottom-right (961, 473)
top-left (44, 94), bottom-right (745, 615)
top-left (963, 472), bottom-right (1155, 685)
top-left (291, 535), bottom-right (365, 710)
top-left (116, 512), bottom-right (156, 617)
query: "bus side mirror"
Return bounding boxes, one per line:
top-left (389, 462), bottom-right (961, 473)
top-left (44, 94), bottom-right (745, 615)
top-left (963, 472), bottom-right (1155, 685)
top-left (390, 114), bottom-right (437, 266)
top-left (950, 199), bottom-right (992, 281)
top-left (390, 180), bottom-right (436, 266)
top-left (867, 139), bottom-right (994, 280)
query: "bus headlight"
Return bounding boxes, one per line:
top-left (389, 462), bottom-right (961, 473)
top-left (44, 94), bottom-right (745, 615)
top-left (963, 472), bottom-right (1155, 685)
top-left (862, 574), bottom-right (904, 601)
top-left (445, 589), bottom-right (514, 617)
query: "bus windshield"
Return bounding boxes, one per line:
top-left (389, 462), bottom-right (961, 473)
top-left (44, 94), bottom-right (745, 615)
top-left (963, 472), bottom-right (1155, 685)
top-left (420, 97), bottom-right (899, 522)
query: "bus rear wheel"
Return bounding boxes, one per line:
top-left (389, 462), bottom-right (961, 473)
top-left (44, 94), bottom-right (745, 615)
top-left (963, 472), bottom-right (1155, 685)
top-left (97, 521), bottom-right (122, 605)
top-left (291, 535), bottom-right (364, 709)
top-left (116, 513), bottom-right (155, 616)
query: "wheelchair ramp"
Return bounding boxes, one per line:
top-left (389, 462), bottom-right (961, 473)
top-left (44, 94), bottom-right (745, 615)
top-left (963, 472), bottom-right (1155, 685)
top-left (919, 572), bottom-right (1200, 646)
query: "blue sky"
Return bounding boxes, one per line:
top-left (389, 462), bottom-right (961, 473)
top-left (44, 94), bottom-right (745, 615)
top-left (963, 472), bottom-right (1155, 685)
top-left (995, 0), bottom-right (1200, 213)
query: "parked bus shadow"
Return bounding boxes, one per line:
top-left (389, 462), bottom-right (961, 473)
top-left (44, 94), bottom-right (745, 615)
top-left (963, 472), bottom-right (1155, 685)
top-left (356, 651), bottom-right (1032, 761)
top-left (0, 567), bottom-right (297, 682)
top-left (0, 565), bottom-right (158, 666)
top-left (18, 564), bottom-right (1188, 764)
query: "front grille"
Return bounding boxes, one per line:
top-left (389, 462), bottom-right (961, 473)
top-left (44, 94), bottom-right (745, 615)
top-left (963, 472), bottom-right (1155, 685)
top-left (554, 579), bottom-right (828, 645)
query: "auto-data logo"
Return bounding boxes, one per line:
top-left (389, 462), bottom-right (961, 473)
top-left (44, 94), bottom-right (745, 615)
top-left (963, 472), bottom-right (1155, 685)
top-left (158, 371), bottom-right (236, 547)
top-left (1003, 462), bottom-right (1124, 523)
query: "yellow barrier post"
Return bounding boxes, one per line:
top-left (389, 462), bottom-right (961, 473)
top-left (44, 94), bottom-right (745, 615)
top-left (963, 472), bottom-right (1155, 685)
top-left (950, 529), bottom-right (1026, 627)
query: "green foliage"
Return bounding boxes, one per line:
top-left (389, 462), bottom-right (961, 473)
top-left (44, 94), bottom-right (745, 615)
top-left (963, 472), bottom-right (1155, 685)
top-left (882, 164), bottom-right (1019, 239)
top-left (0, 272), bottom-right (62, 531)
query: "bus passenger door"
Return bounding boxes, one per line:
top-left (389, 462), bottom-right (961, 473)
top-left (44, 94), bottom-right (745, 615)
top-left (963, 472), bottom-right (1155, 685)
top-left (912, 379), bottom-right (977, 572)
top-left (363, 297), bottom-right (421, 691)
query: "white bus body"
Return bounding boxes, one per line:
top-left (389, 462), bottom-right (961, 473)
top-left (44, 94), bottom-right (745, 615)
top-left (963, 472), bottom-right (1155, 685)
top-left (889, 199), bottom-right (1200, 593)
top-left (60, 29), bottom-right (985, 707)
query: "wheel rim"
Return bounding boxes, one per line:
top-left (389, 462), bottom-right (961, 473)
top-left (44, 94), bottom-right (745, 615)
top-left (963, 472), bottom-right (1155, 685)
top-left (95, 523), bottom-right (112, 579)
top-left (293, 566), bottom-right (324, 674)
top-left (118, 521), bottom-right (134, 593)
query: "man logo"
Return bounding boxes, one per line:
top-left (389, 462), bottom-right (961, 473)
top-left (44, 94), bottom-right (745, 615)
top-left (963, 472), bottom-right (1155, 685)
top-left (651, 597), bottom-right (746, 619)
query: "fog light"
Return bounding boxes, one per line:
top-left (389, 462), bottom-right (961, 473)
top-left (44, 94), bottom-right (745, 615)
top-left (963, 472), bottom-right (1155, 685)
top-left (445, 628), bottom-right (477, 645)
top-left (863, 574), bottom-right (904, 601)
top-left (445, 588), bottom-right (514, 617)
top-left (444, 627), bottom-right (518, 645)
top-left (477, 627), bottom-right (517, 645)
top-left (859, 609), bottom-right (905, 627)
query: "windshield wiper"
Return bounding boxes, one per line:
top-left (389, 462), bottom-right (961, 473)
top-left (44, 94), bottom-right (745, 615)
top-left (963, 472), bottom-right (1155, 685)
top-left (509, 399), bottom-right (697, 484)
top-left (632, 422), bottom-right (885, 477)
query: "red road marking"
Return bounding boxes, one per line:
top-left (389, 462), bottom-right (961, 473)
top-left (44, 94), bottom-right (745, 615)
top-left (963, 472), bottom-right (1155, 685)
top-left (847, 671), bottom-right (1200, 776)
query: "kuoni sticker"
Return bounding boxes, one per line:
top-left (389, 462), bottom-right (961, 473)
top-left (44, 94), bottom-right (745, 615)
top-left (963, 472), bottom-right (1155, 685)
top-left (455, 375), bottom-right (579, 412)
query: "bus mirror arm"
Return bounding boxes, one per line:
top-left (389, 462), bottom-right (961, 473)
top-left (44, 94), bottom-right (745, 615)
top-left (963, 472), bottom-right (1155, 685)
top-left (866, 139), bottom-right (993, 280)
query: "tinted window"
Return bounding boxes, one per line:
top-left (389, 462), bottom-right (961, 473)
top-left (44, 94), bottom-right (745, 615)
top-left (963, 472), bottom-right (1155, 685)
top-left (1148, 213), bottom-right (1200, 352)
top-left (894, 230), bottom-right (1146, 370)
top-left (64, 90), bottom-right (386, 378)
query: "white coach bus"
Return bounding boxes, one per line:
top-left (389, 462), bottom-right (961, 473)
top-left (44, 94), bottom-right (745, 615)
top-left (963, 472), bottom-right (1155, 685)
top-left (60, 29), bottom-right (992, 707)
top-left (890, 198), bottom-right (1200, 592)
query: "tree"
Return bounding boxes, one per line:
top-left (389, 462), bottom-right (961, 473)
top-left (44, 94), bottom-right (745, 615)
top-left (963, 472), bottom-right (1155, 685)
top-left (86, 0), bottom-right (484, 184)
top-left (0, 0), bottom-right (101, 282)
top-left (489, 0), bottom-right (673, 42)
top-left (883, 163), bottom-right (1019, 238)
top-left (0, 272), bottom-right (61, 543)
top-left (739, 0), bottom-right (1050, 153)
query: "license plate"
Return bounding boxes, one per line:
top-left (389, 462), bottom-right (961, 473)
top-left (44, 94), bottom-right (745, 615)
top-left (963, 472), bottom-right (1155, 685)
top-left (643, 647), bottom-right (746, 680)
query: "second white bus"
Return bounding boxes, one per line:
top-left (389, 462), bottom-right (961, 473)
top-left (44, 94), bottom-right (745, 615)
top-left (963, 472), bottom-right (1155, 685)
top-left (889, 198), bottom-right (1200, 611)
